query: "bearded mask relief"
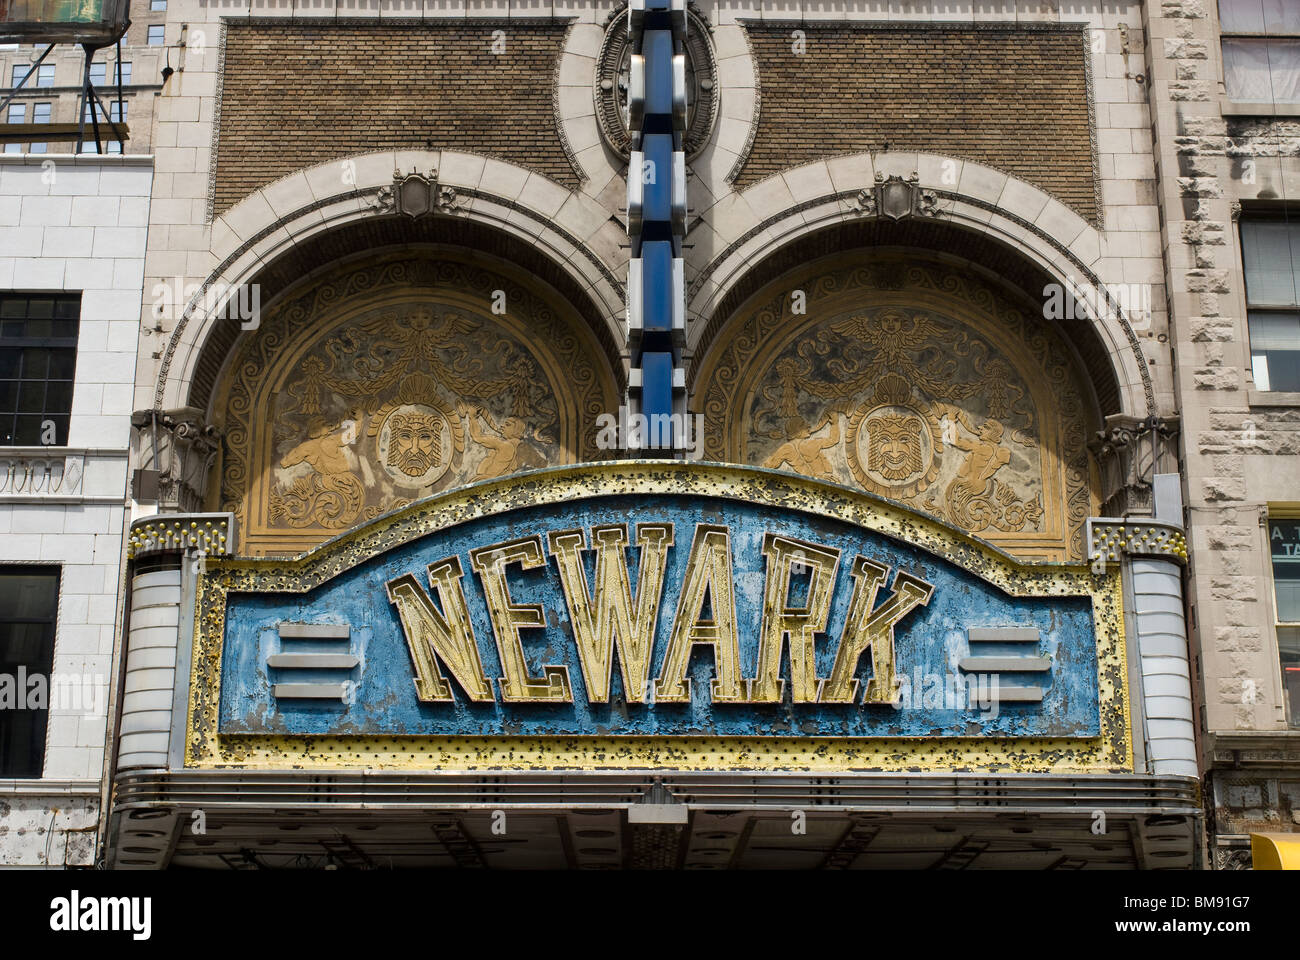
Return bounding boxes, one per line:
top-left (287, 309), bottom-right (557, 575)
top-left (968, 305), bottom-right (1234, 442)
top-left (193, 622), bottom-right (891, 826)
top-left (387, 411), bottom-right (444, 478)
top-left (868, 414), bottom-right (926, 482)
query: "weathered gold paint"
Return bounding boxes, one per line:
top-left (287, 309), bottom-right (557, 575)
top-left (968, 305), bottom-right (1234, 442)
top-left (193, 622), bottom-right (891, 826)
top-left (548, 523), bottom-right (672, 703)
top-left (186, 461), bottom-right (1133, 773)
top-left (822, 557), bottom-right (936, 704)
top-left (469, 536), bottom-right (572, 703)
top-left (386, 558), bottom-right (494, 702)
top-left (750, 533), bottom-right (841, 703)
top-left (653, 524), bottom-right (745, 703)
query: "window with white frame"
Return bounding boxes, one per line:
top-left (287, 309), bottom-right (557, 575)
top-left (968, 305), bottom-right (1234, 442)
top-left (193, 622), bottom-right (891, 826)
top-left (1220, 0), bottom-right (1300, 103)
top-left (1240, 216), bottom-right (1300, 392)
top-left (1270, 518), bottom-right (1300, 727)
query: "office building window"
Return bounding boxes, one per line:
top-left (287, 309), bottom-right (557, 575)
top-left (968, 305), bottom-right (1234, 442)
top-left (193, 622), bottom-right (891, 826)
top-left (0, 567), bottom-right (60, 778)
top-left (35, 64), bottom-right (54, 88)
top-left (1220, 0), bottom-right (1300, 103)
top-left (0, 294), bottom-right (80, 446)
top-left (114, 62), bottom-right (130, 85)
top-left (1271, 519), bottom-right (1300, 727)
top-left (83, 100), bottom-right (125, 123)
top-left (147, 25), bottom-right (165, 45)
top-left (151, 0), bottom-right (167, 8)
top-left (89, 62), bottom-right (105, 85)
top-left (7, 103), bottom-right (24, 123)
top-left (1240, 217), bottom-right (1300, 392)
top-left (10, 65), bottom-right (25, 87)
top-left (32, 102), bottom-right (49, 123)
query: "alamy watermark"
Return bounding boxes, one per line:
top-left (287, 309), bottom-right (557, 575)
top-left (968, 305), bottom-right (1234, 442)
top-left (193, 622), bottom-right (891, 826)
top-left (150, 276), bottom-right (261, 330)
top-left (1043, 279), bottom-right (1152, 330)
top-left (595, 405), bottom-right (705, 460)
top-left (0, 669), bottom-right (105, 715)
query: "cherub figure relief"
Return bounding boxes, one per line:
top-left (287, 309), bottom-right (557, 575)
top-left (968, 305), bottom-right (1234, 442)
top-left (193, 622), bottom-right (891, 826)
top-left (461, 404), bottom-right (545, 480)
top-left (762, 411), bottom-right (840, 479)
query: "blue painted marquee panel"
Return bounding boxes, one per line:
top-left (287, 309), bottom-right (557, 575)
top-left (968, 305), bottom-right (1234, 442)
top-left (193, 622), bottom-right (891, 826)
top-left (218, 495), bottom-right (1101, 739)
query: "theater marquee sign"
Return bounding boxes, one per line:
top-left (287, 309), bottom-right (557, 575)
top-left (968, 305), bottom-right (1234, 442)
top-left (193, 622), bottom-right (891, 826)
top-left (187, 463), bottom-right (1131, 772)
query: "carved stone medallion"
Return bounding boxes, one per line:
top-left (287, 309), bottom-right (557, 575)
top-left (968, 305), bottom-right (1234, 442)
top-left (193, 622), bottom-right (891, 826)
top-left (595, 4), bottom-right (719, 162)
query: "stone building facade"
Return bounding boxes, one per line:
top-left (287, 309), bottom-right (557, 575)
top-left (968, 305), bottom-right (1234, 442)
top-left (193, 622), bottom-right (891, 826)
top-left (1144, 0), bottom-right (1300, 869)
top-left (1, 0), bottom-right (1295, 869)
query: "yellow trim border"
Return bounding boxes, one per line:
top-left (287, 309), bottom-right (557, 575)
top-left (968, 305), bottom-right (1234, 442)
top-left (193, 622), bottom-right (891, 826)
top-left (186, 461), bottom-right (1132, 773)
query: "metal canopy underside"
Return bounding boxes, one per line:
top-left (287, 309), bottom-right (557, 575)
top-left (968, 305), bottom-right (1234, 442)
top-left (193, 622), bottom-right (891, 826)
top-left (110, 770), bottom-right (1200, 870)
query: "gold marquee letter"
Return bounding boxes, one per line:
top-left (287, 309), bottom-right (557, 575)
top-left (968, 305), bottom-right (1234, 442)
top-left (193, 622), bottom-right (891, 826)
top-left (749, 533), bottom-right (842, 703)
top-left (548, 523), bottom-right (673, 703)
top-left (820, 557), bottom-right (934, 704)
top-left (470, 536), bottom-right (573, 702)
top-left (387, 558), bottom-right (494, 702)
top-left (654, 524), bottom-right (744, 703)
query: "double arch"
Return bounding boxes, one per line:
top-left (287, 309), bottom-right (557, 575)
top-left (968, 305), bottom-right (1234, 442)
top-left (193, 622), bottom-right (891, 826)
top-left (154, 149), bottom-right (1151, 427)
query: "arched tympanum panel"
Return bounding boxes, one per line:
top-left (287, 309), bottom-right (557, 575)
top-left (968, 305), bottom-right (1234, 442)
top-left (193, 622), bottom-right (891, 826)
top-left (693, 253), bottom-right (1099, 561)
top-left (213, 248), bottom-right (619, 556)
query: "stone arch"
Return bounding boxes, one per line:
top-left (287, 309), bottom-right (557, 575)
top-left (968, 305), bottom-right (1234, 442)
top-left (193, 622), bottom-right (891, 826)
top-left (687, 152), bottom-right (1152, 423)
top-left (153, 150), bottom-right (629, 415)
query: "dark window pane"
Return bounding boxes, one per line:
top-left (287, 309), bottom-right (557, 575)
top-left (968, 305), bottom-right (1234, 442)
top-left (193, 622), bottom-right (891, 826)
top-left (20, 349), bottom-right (48, 379)
top-left (42, 380), bottom-right (71, 413)
top-left (16, 380), bottom-right (45, 414)
top-left (0, 568), bottom-right (59, 778)
top-left (47, 350), bottom-right (76, 380)
top-left (13, 415), bottom-right (50, 445)
top-left (0, 298), bottom-right (79, 446)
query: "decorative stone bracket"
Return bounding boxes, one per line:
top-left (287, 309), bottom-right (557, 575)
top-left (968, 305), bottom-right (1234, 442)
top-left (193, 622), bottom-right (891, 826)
top-left (369, 168), bottom-right (463, 219)
top-left (1090, 414), bottom-right (1181, 517)
top-left (852, 172), bottom-right (942, 220)
top-left (130, 408), bottom-right (221, 514)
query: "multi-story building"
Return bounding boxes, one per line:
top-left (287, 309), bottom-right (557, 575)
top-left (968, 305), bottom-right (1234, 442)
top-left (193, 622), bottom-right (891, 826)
top-left (0, 153), bottom-right (153, 866)
top-left (1, 0), bottom-right (1295, 870)
top-left (1149, 0), bottom-right (1300, 870)
top-left (1, 2), bottom-right (167, 156)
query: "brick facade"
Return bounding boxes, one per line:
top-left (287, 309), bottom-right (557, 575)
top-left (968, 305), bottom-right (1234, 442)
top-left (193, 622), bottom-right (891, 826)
top-left (213, 20), bottom-right (580, 215)
top-left (736, 23), bottom-right (1098, 222)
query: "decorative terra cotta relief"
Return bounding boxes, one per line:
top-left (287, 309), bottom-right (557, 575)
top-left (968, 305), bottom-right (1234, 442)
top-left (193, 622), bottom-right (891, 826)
top-left (213, 250), bottom-right (618, 556)
top-left (692, 255), bottom-right (1098, 561)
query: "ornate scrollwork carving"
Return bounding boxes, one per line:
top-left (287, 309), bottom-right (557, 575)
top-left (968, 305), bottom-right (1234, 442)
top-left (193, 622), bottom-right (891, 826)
top-left (369, 168), bottom-right (463, 218)
top-left (130, 407), bottom-right (221, 514)
top-left (694, 256), bottom-right (1096, 561)
top-left (853, 172), bottom-right (942, 221)
top-left (1090, 414), bottom-right (1181, 516)
top-left (215, 252), bottom-right (617, 555)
